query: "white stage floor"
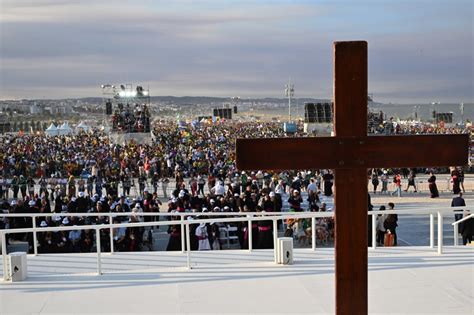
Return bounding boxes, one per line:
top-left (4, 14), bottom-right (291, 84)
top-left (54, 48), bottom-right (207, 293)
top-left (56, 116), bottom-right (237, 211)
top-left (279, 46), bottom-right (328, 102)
top-left (1, 247), bottom-right (473, 314)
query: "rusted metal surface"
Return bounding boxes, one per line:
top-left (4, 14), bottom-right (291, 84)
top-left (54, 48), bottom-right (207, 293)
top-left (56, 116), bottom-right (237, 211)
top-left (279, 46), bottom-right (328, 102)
top-left (333, 41), bottom-right (368, 138)
top-left (334, 168), bottom-right (368, 315)
top-left (235, 134), bottom-right (469, 170)
top-left (235, 40), bottom-right (468, 315)
top-left (333, 41), bottom-right (369, 315)
top-left (362, 134), bottom-right (469, 168)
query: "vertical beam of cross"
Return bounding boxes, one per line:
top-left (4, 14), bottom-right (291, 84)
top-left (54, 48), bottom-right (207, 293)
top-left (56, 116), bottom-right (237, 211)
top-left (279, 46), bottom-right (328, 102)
top-left (236, 40), bottom-right (469, 315)
top-left (333, 41), bottom-right (368, 315)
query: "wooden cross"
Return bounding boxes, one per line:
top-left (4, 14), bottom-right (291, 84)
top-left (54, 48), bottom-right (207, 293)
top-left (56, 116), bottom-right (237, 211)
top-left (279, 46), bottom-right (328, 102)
top-left (235, 41), bottom-right (469, 315)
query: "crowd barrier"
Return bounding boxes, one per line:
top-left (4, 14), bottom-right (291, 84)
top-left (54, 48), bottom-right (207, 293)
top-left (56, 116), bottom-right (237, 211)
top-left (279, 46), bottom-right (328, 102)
top-left (0, 206), bottom-right (471, 280)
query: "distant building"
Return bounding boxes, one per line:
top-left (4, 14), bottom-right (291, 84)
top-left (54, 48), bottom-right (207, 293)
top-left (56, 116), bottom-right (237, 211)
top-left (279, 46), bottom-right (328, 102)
top-left (30, 102), bottom-right (42, 115)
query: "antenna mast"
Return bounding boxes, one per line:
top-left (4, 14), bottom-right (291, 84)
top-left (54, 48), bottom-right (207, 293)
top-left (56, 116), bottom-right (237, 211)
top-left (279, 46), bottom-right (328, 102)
top-left (285, 78), bottom-right (294, 121)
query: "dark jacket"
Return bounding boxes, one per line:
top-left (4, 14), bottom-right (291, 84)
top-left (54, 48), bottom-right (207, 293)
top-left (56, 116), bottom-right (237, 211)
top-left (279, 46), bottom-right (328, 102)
top-left (459, 217), bottom-right (474, 237)
top-left (451, 197), bottom-right (466, 207)
top-left (383, 214), bottom-right (398, 233)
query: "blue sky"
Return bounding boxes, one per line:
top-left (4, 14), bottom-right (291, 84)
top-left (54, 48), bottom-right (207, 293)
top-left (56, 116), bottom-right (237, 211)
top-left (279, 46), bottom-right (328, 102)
top-left (0, 0), bottom-right (472, 103)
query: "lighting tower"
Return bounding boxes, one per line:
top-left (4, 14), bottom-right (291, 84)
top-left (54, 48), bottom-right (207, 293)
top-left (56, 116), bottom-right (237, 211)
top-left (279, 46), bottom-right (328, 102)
top-left (285, 78), bottom-right (294, 121)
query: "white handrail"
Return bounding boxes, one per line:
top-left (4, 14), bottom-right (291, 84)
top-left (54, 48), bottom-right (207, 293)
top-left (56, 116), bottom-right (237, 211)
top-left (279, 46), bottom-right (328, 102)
top-left (0, 211), bottom-right (326, 280)
top-left (451, 213), bottom-right (473, 246)
top-left (1, 207), bottom-right (469, 253)
top-left (451, 213), bottom-right (474, 226)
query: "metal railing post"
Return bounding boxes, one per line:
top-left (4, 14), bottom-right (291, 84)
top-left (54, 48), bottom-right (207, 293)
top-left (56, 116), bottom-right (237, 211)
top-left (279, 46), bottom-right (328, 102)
top-left (181, 215), bottom-right (185, 253)
top-left (185, 222), bottom-right (191, 269)
top-left (312, 217), bottom-right (316, 251)
top-left (430, 214), bottom-right (434, 248)
top-left (32, 216), bottom-right (38, 256)
top-left (109, 214), bottom-right (114, 254)
top-left (273, 218), bottom-right (278, 264)
top-left (1, 232), bottom-right (9, 281)
top-left (371, 213), bottom-right (377, 249)
top-left (437, 211), bottom-right (443, 254)
top-left (96, 228), bottom-right (102, 275)
top-left (247, 214), bottom-right (253, 252)
top-left (453, 224), bottom-right (459, 246)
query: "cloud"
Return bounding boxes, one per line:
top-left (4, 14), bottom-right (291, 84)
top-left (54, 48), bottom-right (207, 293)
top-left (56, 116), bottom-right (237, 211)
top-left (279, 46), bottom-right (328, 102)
top-left (0, 0), bottom-right (472, 102)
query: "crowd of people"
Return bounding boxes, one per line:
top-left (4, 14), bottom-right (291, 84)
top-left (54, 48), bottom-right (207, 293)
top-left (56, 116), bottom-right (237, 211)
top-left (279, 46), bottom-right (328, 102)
top-left (372, 117), bottom-right (471, 136)
top-left (111, 103), bottom-right (151, 133)
top-left (0, 119), bottom-right (472, 253)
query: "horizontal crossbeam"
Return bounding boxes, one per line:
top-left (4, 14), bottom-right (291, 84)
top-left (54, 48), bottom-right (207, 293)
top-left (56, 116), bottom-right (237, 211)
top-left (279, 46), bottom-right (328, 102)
top-left (236, 134), bottom-right (469, 170)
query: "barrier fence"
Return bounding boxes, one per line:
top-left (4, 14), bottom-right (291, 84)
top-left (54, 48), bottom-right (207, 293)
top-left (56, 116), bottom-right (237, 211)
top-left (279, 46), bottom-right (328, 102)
top-left (0, 206), bottom-right (471, 280)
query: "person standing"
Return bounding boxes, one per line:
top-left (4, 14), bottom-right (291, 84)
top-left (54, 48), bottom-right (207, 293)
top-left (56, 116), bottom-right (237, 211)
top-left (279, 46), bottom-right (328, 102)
top-left (459, 212), bottom-right (474, 245)
top-left (195, 223), bottom-right (211, 250)
top-left (384, 202), bottom-right (398, 246)
top-left (458, 167), bottom-right (465, 193)
top-left (367, 194), bottom-right (374, 247)
top-left (391, 173), bottom-right (402, 197)
top-left (67, 175), bottom-right (76, 199)
top-left (161, 177), bottom-right (169, 199)
top-left (122, 174), bottom-right (132, 197)
top-left (322, 170), bottom-right (334, 197)
top-left (257, 212), bottom-right (274, 249)
top-left (371, 169), bottom-right (379, 194)
top-left (427, 172), bottom-right (439, 198)
top-left (197, 175), bottom-right (205, 196)
top-left (451, 167), bottom-right (461, 194)
top-left (376, 206), bottom-right (387, 246)
top-left (451, 192), bottom-right (466, 222)
top-left (38, 176), bottom-right (48, 198)
top-left (166, 213), bottom-right (182, 251)
top-left (404, 169), bottom-right (417, 193)
top-left (86, 175), bottom-right (94, 197)
top-left (19, 175), bottom-right (27, 199)
top-left (380, 170), bottom-right (388, 194)
top-left (27, 176), bottom-right (35, 198)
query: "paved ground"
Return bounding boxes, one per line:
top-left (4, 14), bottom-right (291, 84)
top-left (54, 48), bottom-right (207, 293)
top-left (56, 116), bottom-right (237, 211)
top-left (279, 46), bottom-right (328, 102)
top-left (1, 247), bottom-right (472, 314)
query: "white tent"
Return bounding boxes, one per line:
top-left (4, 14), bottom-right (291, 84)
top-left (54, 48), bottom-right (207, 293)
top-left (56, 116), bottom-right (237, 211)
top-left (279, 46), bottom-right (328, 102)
top-left (45, 123), bottom-right (58, 136)
top-left (57, 122), bottom-right (73, 135)
top-left (76, 121), bottom-right (90, 132)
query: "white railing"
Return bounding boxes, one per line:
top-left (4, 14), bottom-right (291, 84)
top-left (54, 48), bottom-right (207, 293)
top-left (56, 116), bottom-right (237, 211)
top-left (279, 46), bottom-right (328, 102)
top-left (452, 213), bottom-right (474, 246)
top-left (0, 206), bottom-right (469, 280)
top-left (0, 211), bottom-right (331, 280)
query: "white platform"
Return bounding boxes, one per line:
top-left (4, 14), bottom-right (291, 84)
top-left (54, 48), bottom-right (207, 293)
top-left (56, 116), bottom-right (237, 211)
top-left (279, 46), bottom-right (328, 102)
top-left (1, 247), bottom-right (473, 314)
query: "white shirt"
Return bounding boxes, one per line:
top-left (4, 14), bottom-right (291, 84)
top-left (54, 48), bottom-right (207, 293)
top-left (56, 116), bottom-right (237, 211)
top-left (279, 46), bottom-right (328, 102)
top-left (213, 183), bottom-right (225, 196)
top-left (195, 224), bottom-right (211, 250)
top-left (307, 182), bottom-right (317, 194)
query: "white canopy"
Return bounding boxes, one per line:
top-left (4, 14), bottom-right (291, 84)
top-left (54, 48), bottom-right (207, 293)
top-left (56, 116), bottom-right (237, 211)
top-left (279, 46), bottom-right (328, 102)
top-left (57, 122), bottom-right (73, 135)
top-left (45, 123), bottom-right (58, 136)
top-left (76, 121), bottom-right (90, 132)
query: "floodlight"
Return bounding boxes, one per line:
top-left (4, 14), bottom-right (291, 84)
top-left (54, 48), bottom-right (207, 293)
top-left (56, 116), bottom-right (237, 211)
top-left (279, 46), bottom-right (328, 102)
top-left (143, 91), bottom-right (149, 96)
top-left (119, 91), bottom-right (126, 97)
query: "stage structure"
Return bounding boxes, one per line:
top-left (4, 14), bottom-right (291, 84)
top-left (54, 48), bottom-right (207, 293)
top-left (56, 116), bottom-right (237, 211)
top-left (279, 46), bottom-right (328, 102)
top-left (101, 84), bottom-right (153, 144)
top-left (303, 100), bottom-right (385, 135)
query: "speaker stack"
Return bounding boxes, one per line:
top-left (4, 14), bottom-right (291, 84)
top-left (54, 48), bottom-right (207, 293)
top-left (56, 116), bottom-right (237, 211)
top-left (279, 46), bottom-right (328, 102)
top-left (304, 103), bottom-right (333, 123)
top-left (213, 108), bottom-right (233, 119)
top-left (106, 101), bottom-right (113, 115)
